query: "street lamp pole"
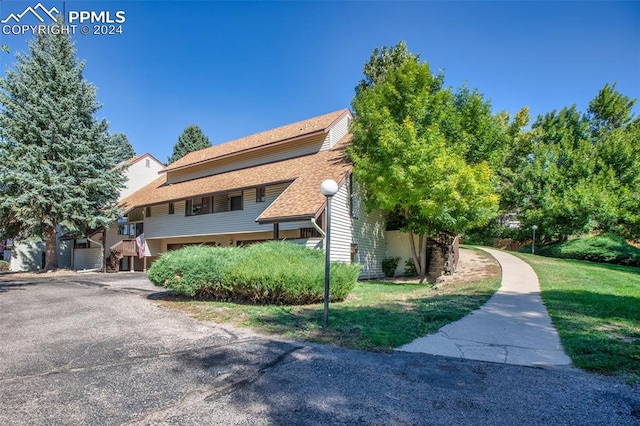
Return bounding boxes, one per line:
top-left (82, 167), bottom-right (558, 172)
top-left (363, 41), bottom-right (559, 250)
top-left (320, 179), bottom-right (338, 329)
top-left (531, 225), bottom-right (538, 254)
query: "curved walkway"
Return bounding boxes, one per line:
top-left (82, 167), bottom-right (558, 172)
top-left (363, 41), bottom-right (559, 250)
top-left (397, 248), bottom-right (572, 367)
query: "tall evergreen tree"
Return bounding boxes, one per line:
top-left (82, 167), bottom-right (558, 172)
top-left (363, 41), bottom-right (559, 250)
top-left (0, 17), bottom-right (126, 270)
top-left (167, 125), bottom-right (212, 164)
top-left (105, 132), bottom-right (136, 164)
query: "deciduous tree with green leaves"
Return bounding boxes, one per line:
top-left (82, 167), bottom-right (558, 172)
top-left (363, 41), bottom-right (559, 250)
top-left (167, 124), bottom-right (212, 164)
top-left (0, 18), bottom-right (126, 270)
top-left (500, 84), bottom-right (639, 242)
top-left (350, 42), bottom-right (504, 281)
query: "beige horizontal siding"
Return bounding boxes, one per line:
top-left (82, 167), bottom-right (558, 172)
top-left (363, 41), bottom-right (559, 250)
top-left (73, 248), bottom-right (102, 270)
top-left (167, 135), bottom-right (326, 184)
top-left (321, 114), bottom-right (350, 151)
top-left (351, 181), bottom-right (386, 279)
top-left (143, 183), bottom-right (317, 240)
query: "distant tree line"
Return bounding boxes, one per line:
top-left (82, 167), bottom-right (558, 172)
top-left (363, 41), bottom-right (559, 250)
top-left (350, 41), bottom-right (639, 279)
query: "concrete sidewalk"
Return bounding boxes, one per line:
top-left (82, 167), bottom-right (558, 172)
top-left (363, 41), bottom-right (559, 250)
top-left (398, 248), bottom-right (572, 367)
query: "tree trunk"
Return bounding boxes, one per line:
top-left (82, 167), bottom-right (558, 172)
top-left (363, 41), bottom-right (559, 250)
top-left (419, 234), bottom-right (428, 282)
top-left (408, 230), bottom-right (428, 284)
top-left (44, 226), bottom-right (58, 270)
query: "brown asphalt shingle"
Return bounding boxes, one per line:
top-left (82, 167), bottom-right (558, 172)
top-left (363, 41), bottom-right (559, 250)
top-left (164, 109), bottom-right (350, 172)
top-left (119, 135), bottom-right (353, 222)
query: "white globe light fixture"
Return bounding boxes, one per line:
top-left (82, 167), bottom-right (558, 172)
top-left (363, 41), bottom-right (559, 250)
top-left (320, 179), bottom-right (339, 197)
top-left (531, 225), bottom-right (538, 254)
top-left (320, 179), bottom-right (338, 329)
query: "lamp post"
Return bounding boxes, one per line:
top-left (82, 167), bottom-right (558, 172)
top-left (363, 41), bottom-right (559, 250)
top-left (531, 225), bottom-right (538, 254)
top-left (320, 179), bottom-right (338, 329)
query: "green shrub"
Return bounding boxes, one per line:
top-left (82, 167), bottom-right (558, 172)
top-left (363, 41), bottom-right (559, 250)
top-left (404, 258), bottom-right (417, 277)
top-left (0, 260), bottom-right (8, 272)
top-left (530, 233), bottom-right (640, 267)
top-left (147, 245), bottom-right (243, 297)
top-left (381, 257), bottom-right (400, 277)
top-left (148, 241), bottom-right (360, 304)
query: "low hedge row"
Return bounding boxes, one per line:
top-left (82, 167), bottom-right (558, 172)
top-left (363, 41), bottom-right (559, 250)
top-left (531, 233), bottom-right (640, 267)
top-left (148, 241), bottom-right (361, 305)
top-left (0, 260), bottom-right (8, 272)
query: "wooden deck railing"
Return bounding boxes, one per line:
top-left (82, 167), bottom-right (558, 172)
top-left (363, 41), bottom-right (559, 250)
top-left (108, 239), bottom-right (138, 272)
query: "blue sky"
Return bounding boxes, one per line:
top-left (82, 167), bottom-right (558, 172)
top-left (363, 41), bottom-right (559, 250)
top-left (0, 1), bottom-right (638, 163)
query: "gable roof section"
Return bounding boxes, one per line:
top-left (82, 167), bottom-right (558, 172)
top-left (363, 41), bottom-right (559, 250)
top-left (117, 153), bottom-right (165, 169)
top-left (119, 134), bottom-right (353, 222)
top-left (163, 109), bottom-right (351, 173)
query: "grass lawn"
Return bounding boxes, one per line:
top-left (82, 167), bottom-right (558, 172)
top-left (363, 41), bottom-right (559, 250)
top-left (157, 250), bottom-right (501, 352)
top-left (514, 252), bottom-right (640, 379)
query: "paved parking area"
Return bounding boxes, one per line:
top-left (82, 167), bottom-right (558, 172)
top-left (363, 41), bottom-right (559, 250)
top-left (1, 272), bottom-right (639, 425)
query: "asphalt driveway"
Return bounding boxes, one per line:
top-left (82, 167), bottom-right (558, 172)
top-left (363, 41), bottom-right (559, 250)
top-left (1, 272), bottom-right (638, 425)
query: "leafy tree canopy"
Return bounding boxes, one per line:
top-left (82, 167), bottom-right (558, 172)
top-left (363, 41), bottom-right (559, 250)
top-left (500, 84), bottom-right (640, 241)
top-left (0, 17), bottom-right (126, 269)
top-left (350, 41), bottom-right (510, 280)
top-left (167, 124), bottom-right (212, 164)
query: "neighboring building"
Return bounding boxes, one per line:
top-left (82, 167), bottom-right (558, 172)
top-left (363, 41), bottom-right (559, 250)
top-left (5, 153), bottom-right (164, 272)
top-left (118, 109), bottom-right (387, 278)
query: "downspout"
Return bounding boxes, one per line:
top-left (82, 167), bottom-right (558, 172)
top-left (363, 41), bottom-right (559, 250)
top-left (310, 218), bottom-right (326, 250)
top-left (87, 236), bottom-right (105, 273)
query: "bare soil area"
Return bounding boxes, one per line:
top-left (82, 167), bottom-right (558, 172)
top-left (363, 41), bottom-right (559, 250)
top-left (0, 268), bottom-right (80, 278)
top-left (386, 247), bottom-right (501, 286)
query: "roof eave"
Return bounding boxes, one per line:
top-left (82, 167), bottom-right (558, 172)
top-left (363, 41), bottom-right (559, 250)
top-left (256, 214), bottom-right (316, 225)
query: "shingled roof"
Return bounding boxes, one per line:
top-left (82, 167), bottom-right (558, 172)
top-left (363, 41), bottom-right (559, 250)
top-left (164, 109), bottom-right (351, 172)
top-left (118, 134), bottom-right (353, 223)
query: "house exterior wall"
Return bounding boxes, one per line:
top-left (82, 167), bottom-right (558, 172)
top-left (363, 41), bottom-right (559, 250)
top-left (325, 178), bottom-right (386, 279)
top-left (385, 230), bottom-right (418, 277)
top-left (143, 183), bottom-right (310, 240)
top-left (120, 155), bottom-right (165, 199)
top-left (321, 114), bottom-right (350, 151)
top-left (327, 180), bottom-right (352, 264)
top-left (166, 135), bottom-right (326, 184)
top-left (8, 241), bottom-right (45, 271)
top-left (73, 248), bottom-right (102, 270)
top-left (351, 191), bottom-right (386, 279)
top-left (58, 240), bottom-right (72, 268)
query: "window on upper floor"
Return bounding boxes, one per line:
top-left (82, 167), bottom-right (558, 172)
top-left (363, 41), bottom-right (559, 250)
top-left (145, 158), bottom-right (151, 167)
top-left (128, 207), bottom-right (144, 222)
top-left (186, 197), bottom-right (210, 216)
top-left (168, 202), bottom-right (175, 215)
top-left (230, 195), bottom-right (243, 211)
top-left (145, 206), bottom-right (152, 217)
top-left (256, 187), bottom-right (266, 203)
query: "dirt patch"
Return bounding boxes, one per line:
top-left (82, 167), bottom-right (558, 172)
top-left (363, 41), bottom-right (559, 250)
top-left (0, 268), bottom-right (81, 279)
top-left (385, 248), bottom-right (501, 287)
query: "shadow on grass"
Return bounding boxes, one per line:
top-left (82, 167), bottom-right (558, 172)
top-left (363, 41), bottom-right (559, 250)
top-left (543, 289), bottom-right (640, 320)
top-left (238, 289), bottom-right (498, 351)
top-left (542, 289), bottom-right (640, 375)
